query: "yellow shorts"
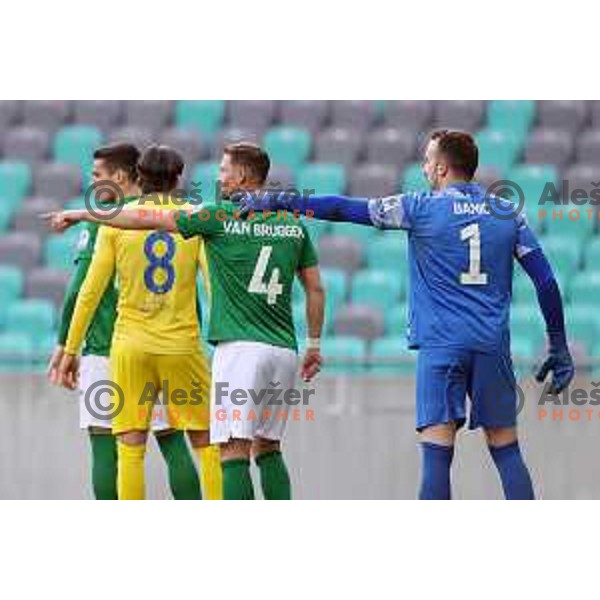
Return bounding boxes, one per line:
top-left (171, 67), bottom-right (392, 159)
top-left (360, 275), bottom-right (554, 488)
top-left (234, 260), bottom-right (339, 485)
top-left (110, 344), bottom-right (211, 435)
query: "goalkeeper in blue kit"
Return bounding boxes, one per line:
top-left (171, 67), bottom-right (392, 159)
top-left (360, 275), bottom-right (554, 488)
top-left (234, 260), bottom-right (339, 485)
top-left (240, 129), bottom-right (575, 500)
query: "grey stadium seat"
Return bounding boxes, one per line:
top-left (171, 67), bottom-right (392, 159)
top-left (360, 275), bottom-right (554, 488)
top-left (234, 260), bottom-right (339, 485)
top-left (366, 127), bottom-right (416, 166)
top-left (227, 101), bottom-right (276, 131)
top-left (73, 100), bottom-right (123, 129)
top-left (0, 232), bottom-right (42, 270)
top-left (212, 126), bottom-right (265, 159)
top-left (590, 101), bottom-right (600, 127)
top-left (331, 101), bottom-right (378, 131)
top-left (314, 127), bottom-right (363, 167)
top-left (383, 100), bottom-right (432, 131)
top-left (476, 166), bottom-right (503, 194)
top-left (333, 304), bottom-right (385, 341)
top-left (265, 165), bottom-right (295, 190)
top-left (25, 268), bottom-right (71, 309)
top-left (13, 197), bottom-right (62, 234)
top-left (159, 127), bottom-right (205, 164)
top-left (124, 101), bottom-right (173, 131)
top-left (349, 164), bottom-right (399, 198)
top-left (109, 126), bottom-right (156, 149)
top-left (34, 163), bottom-right (82, 200)
top-left (2, 127), bottom-right (50, 163)
top-left (576, 129), bottom-right (600, 164)
top-left (433, 100), bottom-right (485, 132)
top-left (22, 101), bottom-right (70, 130)
top-left (279, 101), bottom-right (329, 132)
top-left (318, 235), bottom-right (363, 274)
top-left (537, 101), bottom-right (589, 133)
top-left (0, 101), bottom-right (22, 133)
top-left (562, 164), bottom-right (598, 200)
top-left (525, 128), bottom-right (574, 167)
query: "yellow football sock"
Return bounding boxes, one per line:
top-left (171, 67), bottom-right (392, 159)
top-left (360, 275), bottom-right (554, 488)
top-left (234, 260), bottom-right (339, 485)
top-left (117, 442), bottom-right (146, 500)
top-left (197, 445), bottom-right (223, 500)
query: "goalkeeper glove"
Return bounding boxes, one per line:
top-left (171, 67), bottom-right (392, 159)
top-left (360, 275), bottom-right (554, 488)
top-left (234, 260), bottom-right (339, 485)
top-left (535, 338), bottom-right (575, 394)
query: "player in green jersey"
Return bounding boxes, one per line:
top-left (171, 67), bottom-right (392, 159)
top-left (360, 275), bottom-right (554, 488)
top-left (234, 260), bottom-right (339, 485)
top-left (45, 143), bottom-right (325, 500)
top-left (47, 143), bottom-right (206, 500)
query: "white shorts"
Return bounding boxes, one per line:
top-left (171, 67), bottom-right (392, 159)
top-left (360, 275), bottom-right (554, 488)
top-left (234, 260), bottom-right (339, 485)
top-left (79, 355), bottom-right (170, 432)
top-left (210, 341), bottom-right (299, 444)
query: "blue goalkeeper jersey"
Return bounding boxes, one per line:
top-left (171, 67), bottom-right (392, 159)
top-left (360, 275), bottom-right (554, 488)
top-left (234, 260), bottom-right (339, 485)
top-left (368, 182), bottom-right (541, 354)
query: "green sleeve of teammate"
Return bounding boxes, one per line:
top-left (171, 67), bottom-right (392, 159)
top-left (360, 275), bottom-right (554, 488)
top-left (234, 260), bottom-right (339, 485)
top-left (176, 205), bottom-right (227, 239)
top-left (298, 225), bottom-right (319, 269)
top-left (57, 255), bottom-right (92, 345)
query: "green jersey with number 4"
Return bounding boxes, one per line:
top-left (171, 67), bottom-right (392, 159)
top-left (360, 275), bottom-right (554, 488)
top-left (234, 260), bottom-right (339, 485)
top-left (177, 203), bottom-right (318, 352)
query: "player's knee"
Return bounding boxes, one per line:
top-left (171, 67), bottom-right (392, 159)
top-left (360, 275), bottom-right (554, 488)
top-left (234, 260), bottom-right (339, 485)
top-left (418, 423), bottom-right (457, 446)
top-left (118, 430), bottom-right (148, 446)
top-left (220, 438), bottom-right (252, 461)
top-left (252, 437), bottom-right (280, 458)
top-left (485, 427), bottom-right (518, 448)
top-left (187, 429), bottom-right (210, 449)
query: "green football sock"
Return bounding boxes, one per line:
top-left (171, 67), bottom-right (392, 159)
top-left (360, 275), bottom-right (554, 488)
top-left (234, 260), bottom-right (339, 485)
top-left (156, 431), bottom-right (202, 500)
top-left (222, 458), bottom-right (255, 500)
top-left (89, 432), bottom-right (118, 500)
top-left (256, 450), bottom-right (291, 500)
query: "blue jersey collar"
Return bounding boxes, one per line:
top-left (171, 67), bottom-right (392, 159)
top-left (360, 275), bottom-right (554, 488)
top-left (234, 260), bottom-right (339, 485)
top-left (444, 181), bottom-right (483, 196)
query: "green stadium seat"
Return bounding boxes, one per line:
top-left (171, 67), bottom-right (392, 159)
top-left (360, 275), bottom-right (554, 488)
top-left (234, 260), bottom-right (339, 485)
top-left (370, 336), bottom-right (415, 376)
top-left (292, 267), bottom-right (347, 309)
top-left (540, 234), bottom-right (583, 276)
top-left (513, 269), bottom-right (566, 305)
top-left (476, 129), bottom-right (522, 171)
top-left (385, 303), bottom-right (408, 337)
top-left (565, 310), bottom-right (600, 352)
top-left (507, 164), bottom-right (557, 204)
top-left (511, 335), bottom-right (539, 379)
top-left (5, 300), bottom-right (55, 347)
top-left (543, 212), bottom-right (596, 243)
top-left (351, 269), bottom-right (404, 310)
top-left (0, 266), bottom-right (24, 319)
top-left (510, 303), bottom-right (545, 348)
top-left (0, 333), bottom-right (34, 373)
top-left (321, 336), bottom-right (367, 374)
top-left (44, 228), bottom-right (81, 271)
top-left (301, 217), bottom-right (329, 241)
top-left (487, 101), bottom-right (536, 135)
top-left (53, 126), bottom-right (104, 173)
top-left (568, 270), bottom-right (600, 304)
top-left (175, 101), bottom-right (225, 136)
top-left (0, 162), bottom-right (31, 206)
top-left (296, 163), bottom-right (346, 195)
top-left (583, 237), bottom-right (600, 270)
top-left (190, 162), bottom-right (220, 203)
top-left (366, 234), bottom-right (408, 272)
top-left (263, 127), bottom-right (311, 169)
top-left (329, 221), bottom-right (375, 243)
top-left (401, 162), bottom-right (429, 193)
top-left (64, 195), bottom-right (87, 210)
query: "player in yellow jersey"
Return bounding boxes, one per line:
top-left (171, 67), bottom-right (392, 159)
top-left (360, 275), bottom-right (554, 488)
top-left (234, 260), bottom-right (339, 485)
top-left (56, 146), bottom-right (221, 500)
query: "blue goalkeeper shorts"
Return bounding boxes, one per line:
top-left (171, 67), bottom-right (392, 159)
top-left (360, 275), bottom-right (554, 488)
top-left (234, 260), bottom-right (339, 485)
top-left (415, 347), bottom-right (519, 431)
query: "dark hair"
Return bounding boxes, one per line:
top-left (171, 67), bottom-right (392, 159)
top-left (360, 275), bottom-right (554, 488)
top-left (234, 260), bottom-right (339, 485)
top-left (137, 145), bottom-right (184, 193)
top-left (427, 129), bottom-right (478, 180)
top-left (93, 143), bottom-right (140, 183)
top-left (223, 142), bottom-right (270, 185)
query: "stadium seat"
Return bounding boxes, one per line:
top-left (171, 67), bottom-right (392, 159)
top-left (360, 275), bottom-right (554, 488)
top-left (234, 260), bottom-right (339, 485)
top-left (366, 127), bottom-right (416, 167)
top-left (266, 164), bottom-right (295, 189)
top-left (43, 229), bottom-right (80, 271)
top-left (476, 166), bottom-right (504, 193)
top-left (568, 270), bottom-right (600, 304)
top-left (320, 336), bottom-right (368, 374)
top-left (543, 213), bottom-right (596, 244)
top-left (0, 333), bottom-right (34, 372)
top-left (401, 162), bottom-right (429, 192)
top-left (330, 101), bottom-right (379, 131)
top-left (279, 101), bottom-right (329, 133)
top-left (33, 163), bottom-right (82, 200)
top-left (5, 299), bottom-right (55, 346)
top-left (22, 101), bottom-right (70, 130)
top-left (0, 100), bottom-right (21, 133)
top-left (384, 303), bottom-right (408, 337)
top-left (0, 232), bottom-right (41, 271)
top-left (370, 336), bottom-right (415, 376)
top-left (175, 100), bottom-right (225, 137)
top-left (63, 195), bottom-right (86, 210)
top-left (318, 234), bottom-right (363, 274)
top-left (565, 310), bottom-right (599, 353)
top-left (314, 127), bottom-right (363, 167)
top-left (507, 164), bottom-right (557, 203)
top-left (212, 126), bottom-right (264, 159)
top-left (124, 101), bottom-right (173, 131)
top-left (301, 217), bottom-right (329, 242)
top-left (383, 101), bottom-right (432, 131)
top-left (25, 267), bottom-right (71, 310)
top-left (13, 197), bottom-right (62, 234)
top-left (540, 234), bottom-right (583, 275)
top-left (108, 126), bottom-right (155, 149)
top-left (433, 100), bottom-right (485, 131)
top-left (476, 129), bottom-right (522, 171)
top-left (296, 163), bottom-right (346, 195)
top-left (263, 127), bottom-right (311, 169)
top-left (2, 127), bottom-right (50, 163)
top-left (576, 129), bottom-right (600, 164)
top-left (487, 100), bottom-right (536, 135)
top-left (511, 335), bottom-right (538, 379)
top-left (228, 101), bottom-right (277, 131)
top-left (351, 269), bottom-right (404, 310)
top-left (349, 163), bottom-right (399, 197)
top-left (159, 127), bottom-right (205, 165)
top-left (190, 162), bottom-right (220, 203)
top-left (329, 221), bottom-right (374, 244)
top-left (53, 126), bottom-right (103, 173)
top-left (510, 303), bottom-right (545, 348)
top-left (73, 100), bottom-right (123, 129)
top-left (0, 265), bottom-right (23, 313)
top-left (366, 234), bottom-right (408, 272)
top-left (333, 303), bottom-right (385, 341)
top-left (525, 128), bottom-right (574, 167)
top-left (0, 161), bottom-right (32, 206)
top-left (562, 164), bottom-right (600, 201)
top-left (537, 100), bottom-right (588, 134)
top-left (583, 237), bottom-right (600, 270)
